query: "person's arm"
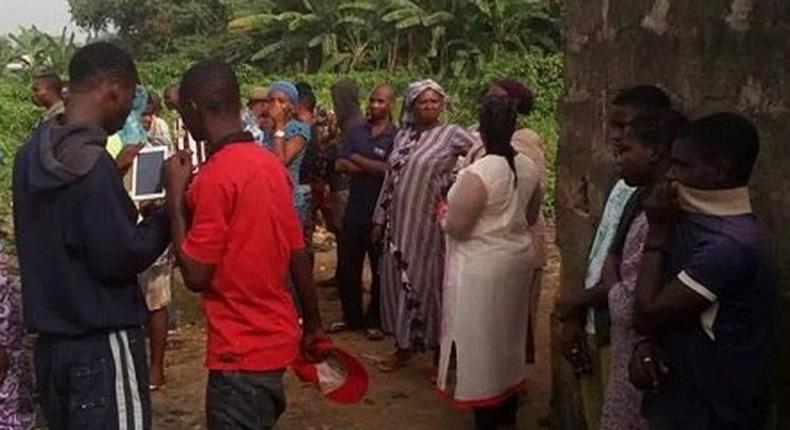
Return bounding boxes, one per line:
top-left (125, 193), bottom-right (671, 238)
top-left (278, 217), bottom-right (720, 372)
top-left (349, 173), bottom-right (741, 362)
top-left (633, 224), bottom-right (717, 334)
top-left (76, 156), bottom-right (170, 281)
top-left (335, 158), bottom-right (363, 174)
top-left (443, 172), bottom-right (486, 240)
top-left (281, 135), bottom-right (307, 165)
top-left (348, 153), bottom-right (389, 176)
top-left (279, 189), bottom-right (326, 350)
top-left (450, 125), bottom-right (479, 156)
top-left (163, 151), bottom-right (217, 293)
top-left (290, 248), bottom-right (324, 337)
top-left (556, 253), bottom-right (620, 319)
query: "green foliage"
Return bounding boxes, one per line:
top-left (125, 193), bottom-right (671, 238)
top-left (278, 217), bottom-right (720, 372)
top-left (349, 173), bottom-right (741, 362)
top-left (0, 77), bottom-right (39, 218)
top-left (68, 0), bottom-right (230, 59)
top-left (225, 0), bottom-right (564, 76)
top-left (1, 26), bottom-right (77, 79)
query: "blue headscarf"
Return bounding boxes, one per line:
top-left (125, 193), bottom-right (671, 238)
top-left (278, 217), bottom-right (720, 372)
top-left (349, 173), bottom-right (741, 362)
top-left (269, 80), bottom-right (299, 104)
top-left (118, 85), bottom-right (149, 145)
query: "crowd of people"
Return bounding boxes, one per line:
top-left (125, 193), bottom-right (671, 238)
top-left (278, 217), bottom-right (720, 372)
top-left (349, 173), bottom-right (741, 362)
top-left (0, 40), bottom-right (775, 430)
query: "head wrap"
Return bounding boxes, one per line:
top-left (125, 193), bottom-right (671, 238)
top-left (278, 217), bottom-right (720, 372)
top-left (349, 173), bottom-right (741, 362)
top-left (119, 85), bottom-right (148, 145)
top-left (248, 86), bottom-right (269, 102)
top-left (269, 80), bottom-right (299, 104)
top-left (401, 79), bottom-right (448, 125)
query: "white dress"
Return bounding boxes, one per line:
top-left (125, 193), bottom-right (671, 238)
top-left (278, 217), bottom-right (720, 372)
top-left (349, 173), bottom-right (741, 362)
top-left (438, 154), bottom-right (539, 407)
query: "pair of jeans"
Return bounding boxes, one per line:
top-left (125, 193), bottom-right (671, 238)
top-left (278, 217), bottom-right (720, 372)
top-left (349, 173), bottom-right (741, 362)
top-left (35, 328), bottom-right (151, 430)
top-left (206, 370), bottom-right (286, 430)
top-left (336, 221), bottom-right (381, 329)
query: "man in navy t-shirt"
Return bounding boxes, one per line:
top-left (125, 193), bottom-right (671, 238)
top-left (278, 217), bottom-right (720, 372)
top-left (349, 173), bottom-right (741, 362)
top-left (331, 84), bottom-right (396, 340)
top-left (630, 113), bottom-right (774, 430)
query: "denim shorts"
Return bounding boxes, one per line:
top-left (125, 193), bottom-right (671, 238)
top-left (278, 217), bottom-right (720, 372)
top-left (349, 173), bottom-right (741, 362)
top-left (35, 328), bottom-right (151, 430)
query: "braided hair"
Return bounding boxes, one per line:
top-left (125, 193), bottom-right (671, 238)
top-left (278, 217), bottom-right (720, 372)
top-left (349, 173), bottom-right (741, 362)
top-left (479, 94), bottom-right (519, 188)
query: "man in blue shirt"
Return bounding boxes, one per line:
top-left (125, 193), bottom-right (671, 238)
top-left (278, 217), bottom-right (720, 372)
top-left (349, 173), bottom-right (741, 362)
top-left (631, 113), bottom-right (773, 429)
top-left (331, 84), bottom-right (396, 340)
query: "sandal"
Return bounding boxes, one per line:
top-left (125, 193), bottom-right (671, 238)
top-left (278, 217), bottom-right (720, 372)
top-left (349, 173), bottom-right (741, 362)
top-left (327, 321), bottom-right (350, 334)
top-left (365, 328), bottom-right (385, 341)
top-left (377, 350), bottom-right (412, 373)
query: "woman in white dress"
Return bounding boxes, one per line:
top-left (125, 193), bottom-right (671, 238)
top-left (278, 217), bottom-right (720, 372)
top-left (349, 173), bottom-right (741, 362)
top-left (438, 95), bottom-right (542, 429)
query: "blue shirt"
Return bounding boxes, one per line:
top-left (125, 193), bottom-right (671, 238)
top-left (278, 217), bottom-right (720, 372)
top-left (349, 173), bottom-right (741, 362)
top-left (643, 212), bottom-right (774, 429)
top-left (338, 122), bottom-right (396, 225)
top-left (284, 120), bottom-right (311, 225)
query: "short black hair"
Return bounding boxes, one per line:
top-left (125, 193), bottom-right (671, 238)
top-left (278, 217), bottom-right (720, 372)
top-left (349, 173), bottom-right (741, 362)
top-left (613, 85), bottom-right (671, 114)
top-left (493, 77), bottom-right (535, 116)
top-left (145, 90), bottom-right (162, 114)
top-left (68, 42), bottom-right (138, 91)
top-left (180, 60), bottom-right (241, 115)
top-left (299, 88), bottom-right (317, 111)
top-left (626, 109), bottom-right (688, 152)
top-left (34, 73), bottom-right (63, 94)
top-left (296, 82), bottom-right (313, 96)
top-left (677, 113), bottom-right (760, 185)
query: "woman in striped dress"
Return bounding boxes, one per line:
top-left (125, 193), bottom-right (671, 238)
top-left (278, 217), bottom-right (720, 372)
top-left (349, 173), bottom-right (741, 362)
top-left (372, 80), bottom-right (477, 372)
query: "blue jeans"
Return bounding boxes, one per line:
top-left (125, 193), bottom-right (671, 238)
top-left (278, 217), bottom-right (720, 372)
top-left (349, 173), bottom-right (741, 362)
top-left (35, 328), bottom-right (151, 430)
top-left (206, 370), bottom-right (286, 430)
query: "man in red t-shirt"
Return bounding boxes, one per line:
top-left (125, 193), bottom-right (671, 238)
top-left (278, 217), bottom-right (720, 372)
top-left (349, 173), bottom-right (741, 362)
top-left (162, 61), bottom-right (325, 429)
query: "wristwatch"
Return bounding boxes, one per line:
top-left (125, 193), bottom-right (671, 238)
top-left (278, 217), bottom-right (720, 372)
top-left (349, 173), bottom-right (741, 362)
top-left (274, 130), bottom-right (286, 139)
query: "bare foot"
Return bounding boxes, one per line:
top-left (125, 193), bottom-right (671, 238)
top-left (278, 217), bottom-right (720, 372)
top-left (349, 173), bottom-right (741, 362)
top-left (149, 369), bottom-right (166, 391)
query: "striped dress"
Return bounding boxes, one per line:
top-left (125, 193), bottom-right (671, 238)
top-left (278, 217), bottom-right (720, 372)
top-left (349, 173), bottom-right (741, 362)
top-left (373, 124), bottom-right (477, 350)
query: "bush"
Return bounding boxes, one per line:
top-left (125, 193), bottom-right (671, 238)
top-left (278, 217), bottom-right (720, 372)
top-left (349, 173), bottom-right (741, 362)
top-left (0, 77), bottom-right (39, 220)
top-left (0, 52), bottom-right (563, 220)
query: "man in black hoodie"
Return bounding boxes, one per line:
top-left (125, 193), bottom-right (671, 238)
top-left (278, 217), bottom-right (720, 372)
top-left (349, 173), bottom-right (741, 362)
top-left (13, 42), bottom-right (170, 430)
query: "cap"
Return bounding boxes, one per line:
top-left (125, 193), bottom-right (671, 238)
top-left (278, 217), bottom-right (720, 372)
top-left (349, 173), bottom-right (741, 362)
top-left (291, 338), bottom-right (369, 404)
top-left (248, 86), bottom-right (268, 102)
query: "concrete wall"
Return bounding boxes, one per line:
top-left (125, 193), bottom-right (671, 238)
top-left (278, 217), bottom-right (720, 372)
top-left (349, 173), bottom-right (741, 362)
top-left (554, 1), bottom-right (790, 428)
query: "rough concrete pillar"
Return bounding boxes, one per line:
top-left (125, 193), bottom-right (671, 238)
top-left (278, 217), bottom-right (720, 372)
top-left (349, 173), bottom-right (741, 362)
top-left (555, 1), bottom-right (790, 429)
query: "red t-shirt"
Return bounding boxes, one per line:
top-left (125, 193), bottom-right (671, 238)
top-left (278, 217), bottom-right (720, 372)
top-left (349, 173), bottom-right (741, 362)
top-left (182, 141), bottom-right (303, 371)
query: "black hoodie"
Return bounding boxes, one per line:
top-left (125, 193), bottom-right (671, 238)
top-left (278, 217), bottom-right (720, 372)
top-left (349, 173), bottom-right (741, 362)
top-left (13, 118), bottom-right (170, 337)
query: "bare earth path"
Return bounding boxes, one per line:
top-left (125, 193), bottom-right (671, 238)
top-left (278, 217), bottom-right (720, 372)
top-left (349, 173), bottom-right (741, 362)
top-left (153, 228), bottom-right (558, 430)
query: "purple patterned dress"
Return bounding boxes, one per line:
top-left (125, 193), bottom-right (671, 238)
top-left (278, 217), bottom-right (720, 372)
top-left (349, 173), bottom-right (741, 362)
top-left (600, 213), bottom-right (650, 430)
top-left (0, 238), bottom-right (35, 429)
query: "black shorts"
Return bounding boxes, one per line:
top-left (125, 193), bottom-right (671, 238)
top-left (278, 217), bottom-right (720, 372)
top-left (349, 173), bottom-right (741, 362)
top-left (35, 328), bottom-right (151, 430)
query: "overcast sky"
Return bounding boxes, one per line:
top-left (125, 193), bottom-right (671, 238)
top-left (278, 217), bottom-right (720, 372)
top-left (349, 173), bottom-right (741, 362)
top-left (0, 0), bottom-right (83, 37)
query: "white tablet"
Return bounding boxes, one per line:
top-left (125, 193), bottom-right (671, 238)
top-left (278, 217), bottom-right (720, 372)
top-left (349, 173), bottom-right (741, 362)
top-left (131, 146), bottom-right (168, 201)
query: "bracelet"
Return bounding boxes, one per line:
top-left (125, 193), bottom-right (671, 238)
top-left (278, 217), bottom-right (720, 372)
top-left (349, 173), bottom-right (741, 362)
top-left (274, 130), bottom-right (285, 139)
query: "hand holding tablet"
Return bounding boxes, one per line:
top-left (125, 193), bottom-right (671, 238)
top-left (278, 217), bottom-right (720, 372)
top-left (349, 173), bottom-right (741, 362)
top-left (131, 146), bottom-right (169, 201)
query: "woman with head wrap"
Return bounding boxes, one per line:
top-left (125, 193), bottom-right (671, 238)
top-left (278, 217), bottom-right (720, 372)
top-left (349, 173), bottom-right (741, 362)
top-left (372, 79), bottom-right (478, 372)
top-left (268, 80), bottom-right (312, 226)
top-left (462, 78), bottom-right (546, 364)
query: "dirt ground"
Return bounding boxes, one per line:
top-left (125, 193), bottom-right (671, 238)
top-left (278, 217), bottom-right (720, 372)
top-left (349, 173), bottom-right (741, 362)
top-left (153, 228), bottom-right (559, 430)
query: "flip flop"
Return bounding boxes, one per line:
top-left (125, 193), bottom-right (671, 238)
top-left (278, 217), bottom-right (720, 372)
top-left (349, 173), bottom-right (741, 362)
top-left (328, 322), bottom-right (350, 334)
top-left (377, 352), bottom-right (411, 373)
top-left (365, 328), bottom-right (385, 341)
